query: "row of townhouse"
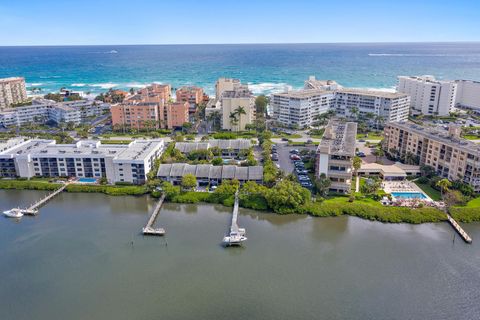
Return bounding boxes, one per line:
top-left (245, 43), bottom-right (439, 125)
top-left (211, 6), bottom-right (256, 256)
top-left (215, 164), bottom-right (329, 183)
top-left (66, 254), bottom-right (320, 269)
top-left (0, 99), bottom-right (110, 127)
top-left (157, 163), bottom-right (263, 186)
top-left (0, 138), bottom-right (164, 184)
top-left (383, 122), bottom-right (480, 192)
top-left (174, 139), bottom-right (252, 158)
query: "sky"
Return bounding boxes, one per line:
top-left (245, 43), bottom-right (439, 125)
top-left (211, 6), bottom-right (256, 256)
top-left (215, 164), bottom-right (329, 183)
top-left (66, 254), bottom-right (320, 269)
top-left (0, 0), bottom-right (479, 45)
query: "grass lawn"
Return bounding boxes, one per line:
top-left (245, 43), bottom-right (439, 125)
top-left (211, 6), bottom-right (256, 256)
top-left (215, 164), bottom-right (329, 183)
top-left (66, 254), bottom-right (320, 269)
top-left (466, 196), bottom-right (480, 208)
top-left (357, 133), bottom-right (383, 140)
top-left (100, 139), bottom-right (132, 145)
top-left (413, 181), bottom-right (442, 201)
top-left (462, 135), bottom-right (480, 140)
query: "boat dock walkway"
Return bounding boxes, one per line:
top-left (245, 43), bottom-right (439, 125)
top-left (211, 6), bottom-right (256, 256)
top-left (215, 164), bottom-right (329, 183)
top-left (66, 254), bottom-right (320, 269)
top-left (142, 194), bottom-right (166, 236)
top-left (222, 191), bottom-right (246, 246)
top-left (15, 183), bottom-right (69, 216)
top-left (447, 214), bottom-right (472, 244)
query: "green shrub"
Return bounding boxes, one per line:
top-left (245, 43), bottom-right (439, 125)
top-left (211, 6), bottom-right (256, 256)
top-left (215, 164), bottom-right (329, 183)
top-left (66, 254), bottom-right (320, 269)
top-left (0, 179), bottom-right (61, 191)
top-left (450, 207), bottom-right (480, 223)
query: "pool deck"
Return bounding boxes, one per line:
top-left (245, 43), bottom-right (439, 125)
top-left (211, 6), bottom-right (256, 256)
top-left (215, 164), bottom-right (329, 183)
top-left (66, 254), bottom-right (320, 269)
top-left (383, 180), bottom-right (432, 201)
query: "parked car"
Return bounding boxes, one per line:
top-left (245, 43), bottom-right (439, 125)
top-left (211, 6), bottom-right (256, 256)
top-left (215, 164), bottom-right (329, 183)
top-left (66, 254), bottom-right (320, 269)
top-left (298, 175), bottom-right (310, 181)
top-left (289, 149), bottom-right (299, 154)
top-left (356, 151), bottom-right (366, 157)
top-left (281, 137), bottom-right (289, 141)
top-left (271, 154), bottom-right (279, 161)
top-left (358, 139), bottom-right (366, 142)
top-left (296, 169), bottom-right (309, 175)
top-left (290, 154), bottom-right (301, 160)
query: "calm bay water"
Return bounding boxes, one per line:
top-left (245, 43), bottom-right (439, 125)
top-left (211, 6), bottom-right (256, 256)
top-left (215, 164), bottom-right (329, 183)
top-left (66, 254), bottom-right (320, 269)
top-left (1, 43), bottom-right (480, 95)
top-left (1, 190), bottom-right (480, 320)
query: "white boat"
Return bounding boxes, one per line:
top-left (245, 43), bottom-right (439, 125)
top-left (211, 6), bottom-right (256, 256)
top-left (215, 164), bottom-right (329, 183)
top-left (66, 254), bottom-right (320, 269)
top-left (222, 232), bottom-right (247, 246)
top-left (109, 50), bottom-right (118, 54)
top-left (3, 209), bottom-right (23, 218)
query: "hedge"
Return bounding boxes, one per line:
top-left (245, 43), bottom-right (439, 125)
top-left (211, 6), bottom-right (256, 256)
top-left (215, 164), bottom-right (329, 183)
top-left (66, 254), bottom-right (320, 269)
top-left (65, 184), bottom-right (148, 196)
top-left (0, 180), bottom-right (62, 191)
top-left (450, 207), bottom-right (480, 223)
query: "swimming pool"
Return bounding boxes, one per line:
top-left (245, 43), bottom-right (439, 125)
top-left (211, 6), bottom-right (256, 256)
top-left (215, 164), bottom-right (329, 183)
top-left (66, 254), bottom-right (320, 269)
top-left (77, 178), bottom-right (97, 183)
top-left (391, 192), bottom-right (427, 199)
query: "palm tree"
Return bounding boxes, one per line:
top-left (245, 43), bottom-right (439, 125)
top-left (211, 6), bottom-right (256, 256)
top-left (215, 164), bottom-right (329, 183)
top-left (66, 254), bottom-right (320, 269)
top-left (229, 112), bottom-right (238, 131)
top-left (436, 178), bottom-right (452, 200)
top-left (234, 106), bottom-right (247, 131)
top-left (350, 106), bottom-right (360, 120)
top-left (352, 156), bottom-right (362, 177)
top-left (374, 115), bottom-right (385, 130)
top-left (207, 111), bottom-right (221, 131)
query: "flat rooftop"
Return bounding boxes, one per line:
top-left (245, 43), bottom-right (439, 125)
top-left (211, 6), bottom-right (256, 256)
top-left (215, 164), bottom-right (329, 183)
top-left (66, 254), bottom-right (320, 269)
top-left (222, 89), bottom-right (252, 99)
top-left (336, 88), bottom-right (408, 99)
top-left (273, 89), bottom-right (332, 99)
top-left (317, 119), bottom-right (357, 156)
top-left (387, 121), bottom-right (480, 153)
top-left (175, 139), bottom-right (251, 153)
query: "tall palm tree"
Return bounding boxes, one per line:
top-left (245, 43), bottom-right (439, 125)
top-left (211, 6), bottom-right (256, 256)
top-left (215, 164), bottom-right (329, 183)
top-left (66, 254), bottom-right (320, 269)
top-left (207, 111), bottom-right (221, 131)
top-left (436, 178), bottom-right (452, 200)
top-left (350, 106), bottom-right (360, 120)
top-left (229, 112), bottom-right (238, 131)
top-left (375, 115), bottom-right (385, 130)
top-left (234, 106), bottom-right (247, 131)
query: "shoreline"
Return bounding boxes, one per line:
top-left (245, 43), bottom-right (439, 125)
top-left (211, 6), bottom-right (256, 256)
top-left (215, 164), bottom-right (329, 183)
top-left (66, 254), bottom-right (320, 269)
top-left (0, 180), bottom-right (456, 224)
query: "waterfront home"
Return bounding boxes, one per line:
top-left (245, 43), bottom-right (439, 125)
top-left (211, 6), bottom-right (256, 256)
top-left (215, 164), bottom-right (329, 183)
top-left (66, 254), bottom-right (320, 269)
top-left (174, 139), bottom-right (252, 158)
top-left (157, 163), bottom-right (263, 186)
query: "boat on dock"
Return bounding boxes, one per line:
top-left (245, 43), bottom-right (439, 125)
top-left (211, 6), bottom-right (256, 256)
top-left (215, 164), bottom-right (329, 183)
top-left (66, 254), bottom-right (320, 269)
top-left (222, 232), bottom-right (247, 246)
top-left (3, 209), bottom-right (24, 218)
top-left (222, 191), bottom-right (247, 247)
top-left (142, 194), bottom-right (166, 236)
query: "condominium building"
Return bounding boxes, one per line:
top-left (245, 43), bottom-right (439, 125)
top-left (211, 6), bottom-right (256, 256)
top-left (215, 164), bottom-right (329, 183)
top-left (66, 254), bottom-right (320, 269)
top-left (304, 76), bottom-right (340, 91)
top-left (397, 75), bottom-right (457, 116)
top-left (0, 138), bottom-right (164, 184)
top-left (215, 78), bottom-right (246, 100)
top-left (0, 99), bottom-right (110, 127)
top-left (176, 86), bottom-right (204, 109)
top-left (383, 122), bottom-right (480, 192)
top-left (271, 89), bottom-right (335, 128)
top-left (0, 77), bottom-right (28, 110)
top-left (454, 80), bottom-right (480, 112)
top-left (111, 83), bottom-right (189, 130)
top-left (334, 89), bottom-right (410, 122)
top-left (315, 119), bottom-right (357, 194)
top-left (158, 163), bottom-right (263, 186)
top-left (271, 87), bottom-right (409, 128)
top-left (220, 89), bottom-right (255, 131)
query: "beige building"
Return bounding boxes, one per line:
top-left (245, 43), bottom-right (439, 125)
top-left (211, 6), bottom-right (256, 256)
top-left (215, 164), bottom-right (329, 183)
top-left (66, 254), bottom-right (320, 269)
top-left (0, 77), bottom-right (28, 110)
top-left (315, 119), bottom-right (357, 194)
top-left (221, 89), bottom-right (255, 131)
top-left (383, 121), bottom-right (480, 192)
top-left (215, 78), bottom-right (246, 100)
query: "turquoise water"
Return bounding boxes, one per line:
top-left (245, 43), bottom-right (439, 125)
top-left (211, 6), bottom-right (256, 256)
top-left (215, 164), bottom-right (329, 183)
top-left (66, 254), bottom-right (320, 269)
top-left (1, 43), bottom-right (480, 95)
top-left (391, 192), bottom-right (427, 199)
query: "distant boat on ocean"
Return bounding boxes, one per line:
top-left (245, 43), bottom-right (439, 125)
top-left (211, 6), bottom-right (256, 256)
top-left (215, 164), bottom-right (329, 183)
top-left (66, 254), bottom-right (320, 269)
top-left (108, 50), bottom-right (118, 54)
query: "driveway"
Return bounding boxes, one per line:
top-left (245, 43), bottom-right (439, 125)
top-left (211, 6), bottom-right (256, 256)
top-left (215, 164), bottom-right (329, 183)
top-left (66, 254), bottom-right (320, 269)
top-left (275, 142), bottom-right (316, 174)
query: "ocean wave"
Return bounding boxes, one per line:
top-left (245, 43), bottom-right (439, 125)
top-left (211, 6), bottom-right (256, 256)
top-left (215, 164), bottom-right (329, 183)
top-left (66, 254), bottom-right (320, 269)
top-left (124, 82), bottom-right (148, 89)
top-left (247, 82), bottom-right (290, 94)
top-left (89, 83), bottom-right (118, 89)
top-left (351, 86), bottom-right (397, 93)
top-left (71, 83), bottom-right (87, 87)
top-left (39, 75), bottom-right (61, 79)
top-left (27, 83), bottom-right (43, 87)
top-left (368, 53), bottom-right (462, 57)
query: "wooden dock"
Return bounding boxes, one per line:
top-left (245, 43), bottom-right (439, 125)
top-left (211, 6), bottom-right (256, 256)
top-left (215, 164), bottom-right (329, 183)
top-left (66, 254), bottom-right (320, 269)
top-left (222, 191), bottom-right (247, 246)
top-left (15, 183), bottom-right (68, 216)
top-left (447, 214), bottom-right (472, 244)
top-left (142, 194), bottom-right (166, 236)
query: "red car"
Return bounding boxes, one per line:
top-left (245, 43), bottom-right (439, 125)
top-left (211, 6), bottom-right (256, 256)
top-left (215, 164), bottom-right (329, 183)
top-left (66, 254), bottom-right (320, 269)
top-left (290, 154), bottom-right (301, 160)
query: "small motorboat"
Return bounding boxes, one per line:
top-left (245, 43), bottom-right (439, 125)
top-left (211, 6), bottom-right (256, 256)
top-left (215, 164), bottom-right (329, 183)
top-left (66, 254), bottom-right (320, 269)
top-left (222, 232), bottom-right (247, 246)
top-left (3, 209), bottom-right (24, 218)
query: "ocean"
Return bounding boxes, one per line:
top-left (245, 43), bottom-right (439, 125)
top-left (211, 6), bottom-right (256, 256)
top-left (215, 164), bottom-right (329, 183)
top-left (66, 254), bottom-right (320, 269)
top-left (1, 42), bottom-right (480, 96)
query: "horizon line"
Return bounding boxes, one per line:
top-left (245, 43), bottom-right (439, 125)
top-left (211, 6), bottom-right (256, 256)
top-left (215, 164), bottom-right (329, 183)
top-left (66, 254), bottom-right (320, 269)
top-left (1, 40), bottom-right (480, 47)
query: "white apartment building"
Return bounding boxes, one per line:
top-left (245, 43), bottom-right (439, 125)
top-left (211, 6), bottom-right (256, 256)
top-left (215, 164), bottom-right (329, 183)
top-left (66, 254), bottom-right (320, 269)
top-left (271, 87), bottom-right (409, 128)
top-left (454, 80), bottom-right (480, 112)
top-left (215, 78), bottom-right (246, 100)
top-left (271, 89), bottom-right (335, 128)
top-left (397, 75), bottom-right (457, 116)
top-left (0, 138), bottom-right (164, 184)
top-left (0, 77), bottom-right (28, 110)
top-left (334, 89), bottom-right (410, 122)
top-left (0, 99), bottom-right (110, 127)
top-left (304, 76), bottom-right (340, 91)
top-left (315, 119), bottom-right (357, 194)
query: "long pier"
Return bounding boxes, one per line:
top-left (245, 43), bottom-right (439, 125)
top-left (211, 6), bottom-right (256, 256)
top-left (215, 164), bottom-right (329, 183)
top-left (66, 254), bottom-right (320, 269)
top-left (142, 194), bottom-right (166, 236)
top-left (15, 183), bottom-right (68, 216)
top-left (447, 214), bottom-right (472, 244)
top-left (222, 191), bottom-right (246, 246)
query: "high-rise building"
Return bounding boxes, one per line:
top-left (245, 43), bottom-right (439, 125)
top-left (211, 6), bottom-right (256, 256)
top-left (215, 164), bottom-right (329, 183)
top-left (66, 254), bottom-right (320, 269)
top-left (220, 89), bottom-right (255, 131)
top-left (454, 80), bottom-right (480, 113)
top-left (215, 78), bottom-right (246, 100)
top-left (315, 119), bottom-right (357, 194)
top-left (397, 75), bottom-right (457, 116)
top-left (383, 122), bottom-right (480, 192)
top-left (176, 86), bottom-right (204, 109)
top-left (0, 77), bottom-right (28, 110)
